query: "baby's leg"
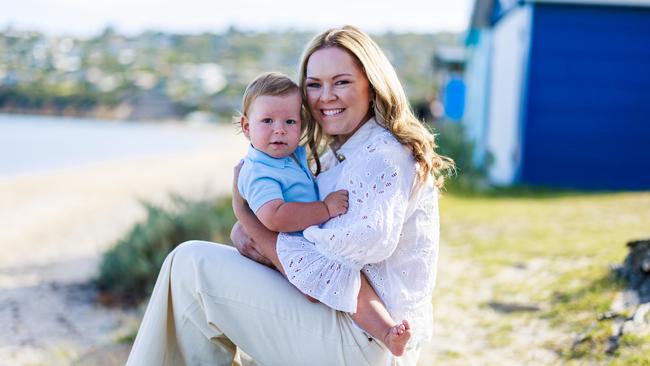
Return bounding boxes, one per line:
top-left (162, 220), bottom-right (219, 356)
top-left (351, 273), bottom-right (411, 356)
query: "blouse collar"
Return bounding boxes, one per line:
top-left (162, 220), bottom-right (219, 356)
top-left (329, 118), bottom-right (385, 163)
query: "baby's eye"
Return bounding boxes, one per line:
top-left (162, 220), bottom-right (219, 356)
top-left (261, 118), bottom-right (273, 124)
top-left (286, 119), bottom-right (297, 125)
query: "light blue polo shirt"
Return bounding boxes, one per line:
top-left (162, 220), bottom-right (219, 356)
top-left (238, 145), bottom-right (319, 213)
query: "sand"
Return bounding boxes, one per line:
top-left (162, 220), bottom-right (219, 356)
top-left (0, 123), bottom-right (248, 365)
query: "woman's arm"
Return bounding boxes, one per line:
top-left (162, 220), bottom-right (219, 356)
top-left (300, 144), bottom-right (417, 265)
top-left (271, 144), bottom-right (418, 312)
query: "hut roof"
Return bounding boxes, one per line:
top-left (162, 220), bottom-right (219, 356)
top-left (470, 0), bottom-right (650, 29)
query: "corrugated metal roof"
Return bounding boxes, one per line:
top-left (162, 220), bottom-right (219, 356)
top-left (470, 0), bottom-right (650, 29)
top-left (524, 0), bottom-right (650, 6)
top-left (528, 0), bottom-right (650, 6)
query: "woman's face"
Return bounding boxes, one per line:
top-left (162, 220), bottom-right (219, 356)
top-left (305, 47), bottom-right (372, 145)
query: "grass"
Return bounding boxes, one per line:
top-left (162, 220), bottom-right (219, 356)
top-left (436, 189), bottom-right (650, 364)
top-left (99, 187), bottom-right (650, 365)
top-left (96, 194), bottom-right (236, 304)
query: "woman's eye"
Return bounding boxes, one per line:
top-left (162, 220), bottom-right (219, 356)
top-left (306, 82), bottom-right (321, 88)
top-left (335, 80), bottom-right (350, 85)
top-left (286, 119), bottom-right (297, 125)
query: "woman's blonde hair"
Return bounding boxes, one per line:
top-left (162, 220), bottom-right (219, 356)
top-left (298, 25), bottom-right (454, 188)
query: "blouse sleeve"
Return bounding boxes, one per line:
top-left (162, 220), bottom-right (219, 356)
top-left (305, 143), bottom-right (415, 264)
top-left (276, 138), bottom-right (416, 312)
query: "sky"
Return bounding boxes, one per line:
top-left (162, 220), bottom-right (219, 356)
top-left (1, 0), bottom-right (473, 36)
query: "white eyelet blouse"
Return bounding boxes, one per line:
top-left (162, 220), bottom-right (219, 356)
top-left (276, 118), bottom-right (439, 345)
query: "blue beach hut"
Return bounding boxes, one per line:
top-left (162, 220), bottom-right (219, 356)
top-left (464, 0), bottom-right (650, 190)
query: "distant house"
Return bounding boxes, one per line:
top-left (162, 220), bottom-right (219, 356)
top-left (464, 0), bottom-right (650, 190)
top-left (433, 47), bottom-right (467, 122)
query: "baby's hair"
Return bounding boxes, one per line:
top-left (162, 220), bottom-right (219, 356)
top-left (240, 72), bottom-right (300, 117)
top-left (234, 72), bottom-right (304, 135)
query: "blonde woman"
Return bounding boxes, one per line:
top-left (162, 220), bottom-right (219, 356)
top-left (126, 25), bottom-right (451, 366)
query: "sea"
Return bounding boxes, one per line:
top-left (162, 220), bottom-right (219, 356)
top-left (0, 114), bottom-right (221, 178)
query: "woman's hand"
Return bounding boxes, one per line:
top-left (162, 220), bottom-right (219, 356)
top-left (230, 221), bottom-right (274, 267)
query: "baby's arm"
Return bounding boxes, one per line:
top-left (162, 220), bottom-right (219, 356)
top-left (256, 189), bottom-right (348, 232)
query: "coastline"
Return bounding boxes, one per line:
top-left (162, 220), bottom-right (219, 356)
top-left (0, 124), bottom-right (248, 364)
top-left (0, 114), bottom-right (232, 179)
top-left (0, 123), bottom-right (247, 272)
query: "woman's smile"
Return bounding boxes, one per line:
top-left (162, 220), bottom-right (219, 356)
top-left (321, 108), bottom-right (345, 117)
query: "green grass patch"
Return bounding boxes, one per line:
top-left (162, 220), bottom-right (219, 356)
top-left (116, 329), bottom-right (138, 344)
top-left (440, 190), bottom-right (650, 363)
top-left (610, 357), bottom-right (650, 366)
top-left (96, 194), bottom-right (236, 304)
top-left (544, 270), bottom-right (625, 327)
top-left (486, 322), bottom-right (514, 348)
top-left (439, 350), bottom-right (463, 360)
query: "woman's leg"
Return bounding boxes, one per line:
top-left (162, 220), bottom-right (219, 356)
top-left (127, 241), bottom-right (392, 366)
top-left (126, 241), bottom-right (240, 366)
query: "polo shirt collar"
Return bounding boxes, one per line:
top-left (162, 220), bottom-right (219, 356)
top-left (246, 145), bottom-right (292, 168)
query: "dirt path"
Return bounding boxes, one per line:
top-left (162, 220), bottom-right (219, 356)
top-left (419, 246), bottom-right (566, 366)
top-left (0, 124), bottom-right (248, 365)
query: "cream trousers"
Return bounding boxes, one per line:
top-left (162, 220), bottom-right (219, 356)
top-left (126, 241), bottom-right (421, 366)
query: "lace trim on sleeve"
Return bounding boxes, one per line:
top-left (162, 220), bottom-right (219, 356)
top-left (276, 232), bottom-right (361, 312)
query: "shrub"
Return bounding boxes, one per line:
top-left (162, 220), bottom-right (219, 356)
top-left (96, 195), bottom-right (236, 304)
top-left (433, 121), bottom-right (491, 192)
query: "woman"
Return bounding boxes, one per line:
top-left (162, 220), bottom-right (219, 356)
top-left (126, 25), bottom-right (451, 366)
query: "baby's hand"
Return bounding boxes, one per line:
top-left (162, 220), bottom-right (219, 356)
top-left (323, 190), bottom-right (349, 218)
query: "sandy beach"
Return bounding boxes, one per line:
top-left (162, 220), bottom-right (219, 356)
top-left (0, 123), bottom-right (248, 365)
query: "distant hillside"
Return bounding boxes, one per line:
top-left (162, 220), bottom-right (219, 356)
top-left (0, 27), bottom-right (462, 121)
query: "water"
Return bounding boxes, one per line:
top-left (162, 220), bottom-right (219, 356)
top-left (0, 114), bottom-right (219, 177)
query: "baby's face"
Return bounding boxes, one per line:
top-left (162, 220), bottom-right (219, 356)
top-left (242, 92), bottom-right (302, 159)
